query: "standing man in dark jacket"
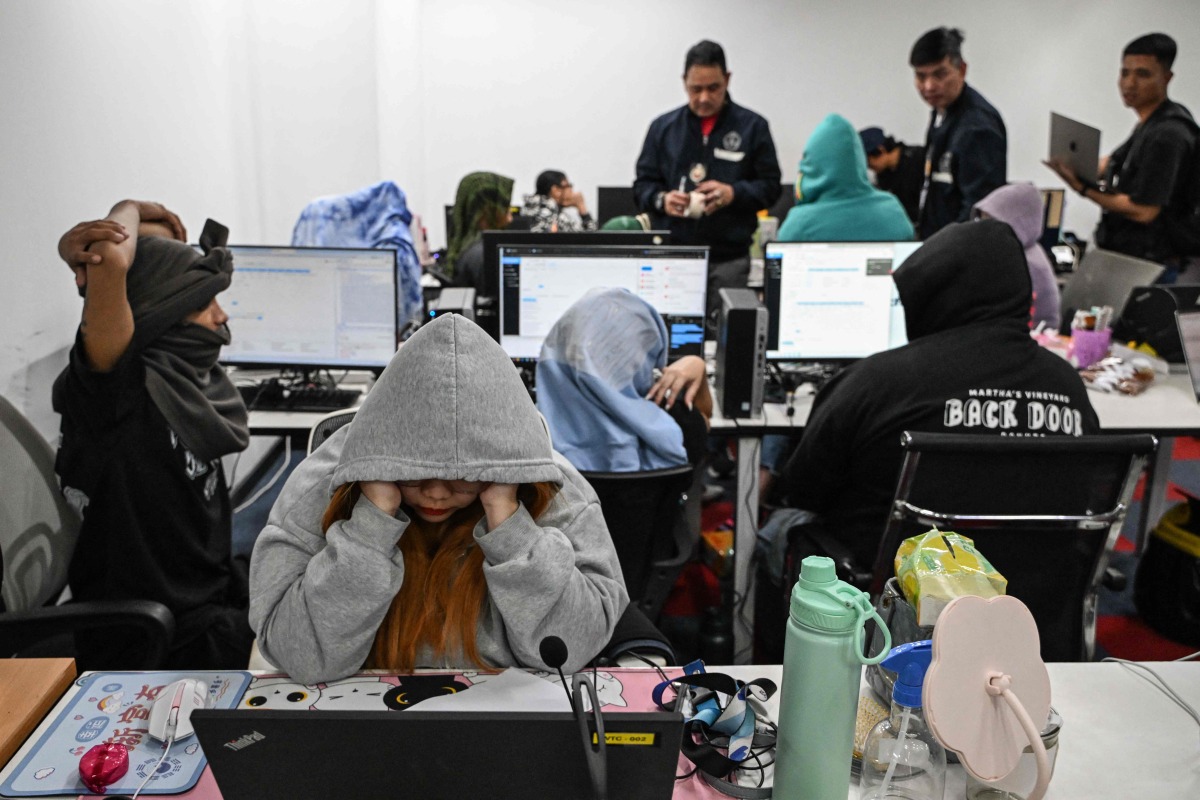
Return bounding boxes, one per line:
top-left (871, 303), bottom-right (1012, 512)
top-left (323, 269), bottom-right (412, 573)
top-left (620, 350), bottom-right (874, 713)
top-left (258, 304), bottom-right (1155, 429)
top-left (911, 27), bottom-right (1007, 239)
top-left (1045, 33), bottom-right (1197, 281)
top-left (634, 40), bottom-right (781, 324)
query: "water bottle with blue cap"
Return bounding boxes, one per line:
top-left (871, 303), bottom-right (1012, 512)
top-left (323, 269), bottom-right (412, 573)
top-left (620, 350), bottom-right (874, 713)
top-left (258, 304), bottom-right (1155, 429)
top-left (859, 640), bottom-right (947, 799)
top-left (773, 555), bottom-right (891, 800)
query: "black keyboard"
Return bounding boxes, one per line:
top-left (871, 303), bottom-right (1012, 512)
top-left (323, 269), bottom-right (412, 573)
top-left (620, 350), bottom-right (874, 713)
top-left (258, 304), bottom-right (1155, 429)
top-left (238, 382), bottom-right (361, 412)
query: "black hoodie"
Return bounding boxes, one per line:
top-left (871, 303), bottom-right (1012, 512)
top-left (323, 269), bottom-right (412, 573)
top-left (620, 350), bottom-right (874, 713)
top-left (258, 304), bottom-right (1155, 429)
top-left (777, 220), bottom-right (1099, 568)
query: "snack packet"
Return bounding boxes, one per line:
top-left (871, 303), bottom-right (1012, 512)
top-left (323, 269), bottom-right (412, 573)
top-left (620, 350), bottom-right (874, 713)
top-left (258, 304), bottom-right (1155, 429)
top-left (894, 529), bottom-right (1008, 626)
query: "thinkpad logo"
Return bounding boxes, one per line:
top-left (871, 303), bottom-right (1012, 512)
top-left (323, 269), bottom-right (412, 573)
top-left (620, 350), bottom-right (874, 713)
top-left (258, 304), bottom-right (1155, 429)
top-left (224, 731), bottom-right (266, 751)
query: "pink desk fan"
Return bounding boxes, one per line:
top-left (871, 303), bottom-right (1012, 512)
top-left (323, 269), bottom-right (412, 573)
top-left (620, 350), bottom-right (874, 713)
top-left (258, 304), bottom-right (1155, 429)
top-left (925, 595), bottom-right (1054, 800)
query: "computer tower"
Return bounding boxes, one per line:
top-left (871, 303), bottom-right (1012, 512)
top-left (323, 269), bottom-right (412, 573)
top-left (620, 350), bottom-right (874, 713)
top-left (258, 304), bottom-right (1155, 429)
top-left (714, 288), bottom-right (766, 418)
top-left (428, 287), bottom-right (476, 322)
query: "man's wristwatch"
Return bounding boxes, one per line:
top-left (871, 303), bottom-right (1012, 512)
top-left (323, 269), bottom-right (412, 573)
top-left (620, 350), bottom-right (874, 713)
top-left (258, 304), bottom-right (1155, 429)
top-left (1077, 179), bottom-right (1099, 197)
top-left (655, 191), bottom-right (666, 212)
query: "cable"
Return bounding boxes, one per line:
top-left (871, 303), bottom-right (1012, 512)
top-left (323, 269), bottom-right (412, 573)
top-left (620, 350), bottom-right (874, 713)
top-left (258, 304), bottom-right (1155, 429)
top-left (233, 436), bottom-right (292, 514)
top-left (129, 736), bottom-right (174, 799)
top-left (1102, 655), bottom-right (1200, 746)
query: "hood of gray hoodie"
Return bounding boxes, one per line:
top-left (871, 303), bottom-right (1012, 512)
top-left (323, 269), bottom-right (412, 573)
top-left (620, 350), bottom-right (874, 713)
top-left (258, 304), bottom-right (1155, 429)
top-left (332, 313), bottom-right (563, 487)
top-left (972, 183), bottom-right (1043, 248)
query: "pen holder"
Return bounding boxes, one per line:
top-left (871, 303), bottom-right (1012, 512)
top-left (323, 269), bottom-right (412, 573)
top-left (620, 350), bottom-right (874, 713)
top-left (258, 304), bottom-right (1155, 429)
top-left (1067, 327), bottom-right (1112, 369)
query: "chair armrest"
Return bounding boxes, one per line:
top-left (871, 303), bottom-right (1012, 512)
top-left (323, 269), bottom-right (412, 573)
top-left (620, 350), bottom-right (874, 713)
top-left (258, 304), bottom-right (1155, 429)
top-left (0, 600), bottom-right (175, 668)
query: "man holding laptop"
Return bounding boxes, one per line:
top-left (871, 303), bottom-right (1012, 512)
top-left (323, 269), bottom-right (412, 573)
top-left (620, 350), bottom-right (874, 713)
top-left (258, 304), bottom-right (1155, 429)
top-left (1046, 33), bottom-right (1198, 280)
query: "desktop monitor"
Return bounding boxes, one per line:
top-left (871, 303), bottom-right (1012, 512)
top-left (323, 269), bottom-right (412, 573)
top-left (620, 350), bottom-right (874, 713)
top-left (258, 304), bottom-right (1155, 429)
top-left (477, 230), bottom-right (669, 339)
top-left (218, 245), bottom-right (399, 371)
top-left (498, 243), bottom-right (709, 362)
top-left (763, 241), bottom-right (919, 361)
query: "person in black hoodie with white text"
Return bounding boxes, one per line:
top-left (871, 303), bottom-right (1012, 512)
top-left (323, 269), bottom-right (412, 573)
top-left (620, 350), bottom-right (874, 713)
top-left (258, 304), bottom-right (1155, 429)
top-left (773, 220), bottom-right (1099, 570)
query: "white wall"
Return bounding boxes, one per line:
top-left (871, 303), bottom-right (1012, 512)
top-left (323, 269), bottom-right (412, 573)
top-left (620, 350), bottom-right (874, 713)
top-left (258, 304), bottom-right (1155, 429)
top-left (3, 0), bottom-right (1199, 438)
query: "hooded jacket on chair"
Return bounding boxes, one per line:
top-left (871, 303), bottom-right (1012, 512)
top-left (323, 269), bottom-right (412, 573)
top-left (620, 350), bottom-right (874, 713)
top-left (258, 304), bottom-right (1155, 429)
top-left (249, 314), bottom-right (628, 684)
top-left (776, 220), bottom-right (1098, 569)
top-left (973, 183), bottom-right (1061, 330)
top-left (778, 114), bottom-right (915, 243)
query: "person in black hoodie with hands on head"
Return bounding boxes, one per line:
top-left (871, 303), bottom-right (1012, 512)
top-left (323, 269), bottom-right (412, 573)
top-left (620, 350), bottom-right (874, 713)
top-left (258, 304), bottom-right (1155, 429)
top-left (53, 200), bottom-right (253, 670)
top-left (772, 220), bottom-right (1100, 571)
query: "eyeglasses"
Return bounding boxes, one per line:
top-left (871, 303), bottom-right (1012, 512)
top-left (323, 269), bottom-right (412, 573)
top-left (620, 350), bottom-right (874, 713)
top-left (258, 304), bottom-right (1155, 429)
top-left (396, 479), bottom-right (486, 494)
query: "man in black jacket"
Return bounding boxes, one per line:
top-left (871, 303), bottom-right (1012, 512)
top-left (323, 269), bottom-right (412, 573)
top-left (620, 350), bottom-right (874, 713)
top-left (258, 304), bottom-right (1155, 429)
top-left (634, 40), bottom-right (781, 324)
top-left (774, 221), bottom-right (1099, 570)
top-left (860, 127), bottom-right (925, 224)
top-left (1045, 32), bottom-right (1197, 280)
top-left (910, 27), bottom-right (1007, 238)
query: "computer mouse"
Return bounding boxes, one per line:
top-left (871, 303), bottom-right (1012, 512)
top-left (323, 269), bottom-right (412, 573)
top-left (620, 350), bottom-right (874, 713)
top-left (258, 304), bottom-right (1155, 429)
top-left (147, 678), bottom-right (209, 742)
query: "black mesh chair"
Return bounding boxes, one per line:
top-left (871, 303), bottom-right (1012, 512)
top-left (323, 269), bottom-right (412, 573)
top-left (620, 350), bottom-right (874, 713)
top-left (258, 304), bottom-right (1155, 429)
top-left (580, 464), bottom-right (701, 624)
top-left (308, 408), bottom-right (359, 455)
top-left (871, 431), bottom-right (1157, 662)
top-left (0, 394), bottom-right (174, 667)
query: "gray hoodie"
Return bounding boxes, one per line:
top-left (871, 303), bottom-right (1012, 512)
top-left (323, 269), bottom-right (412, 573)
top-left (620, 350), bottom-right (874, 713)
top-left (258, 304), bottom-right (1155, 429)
top-left (972, 183), bottom-right (1061, 329)
top-left (249, 314), bottom-right (628, 684)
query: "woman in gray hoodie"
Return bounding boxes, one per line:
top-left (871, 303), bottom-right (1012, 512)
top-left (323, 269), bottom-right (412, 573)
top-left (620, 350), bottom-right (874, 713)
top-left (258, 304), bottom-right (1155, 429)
top-left (249, 314), bottom-right (628, 684)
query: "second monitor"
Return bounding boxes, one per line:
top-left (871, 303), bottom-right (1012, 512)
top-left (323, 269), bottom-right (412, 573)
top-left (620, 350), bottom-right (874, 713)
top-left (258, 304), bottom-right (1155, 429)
top-left (764, 241), bottom-right (920, 361)
top-left (498, 243), bottom-right (709, 362)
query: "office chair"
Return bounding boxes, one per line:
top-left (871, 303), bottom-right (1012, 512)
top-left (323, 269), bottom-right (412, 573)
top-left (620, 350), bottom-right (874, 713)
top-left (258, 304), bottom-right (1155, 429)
top-left (580, 463), bottom-right (702, 625)
top-left (308, 408), bottom-right (359, 455)
top-left (870, 431), bottom-right (1156, 662)
top-left (0, 394), bottom-right (174, 666)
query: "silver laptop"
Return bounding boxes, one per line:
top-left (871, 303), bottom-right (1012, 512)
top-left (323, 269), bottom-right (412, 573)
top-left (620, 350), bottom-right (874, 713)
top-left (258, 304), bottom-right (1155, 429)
top-left (1058, 248), bottom-right (1165, 333)
top-left (1177, 311), bottom-right (1200, 401)
top-left (1049, 113), bottom-right (1102, 184)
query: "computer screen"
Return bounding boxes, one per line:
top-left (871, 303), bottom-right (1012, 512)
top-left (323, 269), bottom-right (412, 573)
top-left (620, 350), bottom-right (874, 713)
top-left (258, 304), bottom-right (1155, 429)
top-left (764, 241), bottom-right (919, 361)
top-left (219, 246), bottom-right (399, 370)
top-left (476, 230), bottom-right (669, 339)
top-left (498, 244), bottom-right (708, 362)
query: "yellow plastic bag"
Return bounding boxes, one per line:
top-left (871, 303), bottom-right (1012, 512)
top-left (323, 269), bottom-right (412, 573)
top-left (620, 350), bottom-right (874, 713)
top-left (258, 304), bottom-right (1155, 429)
top-left (894, 529), bottom-right (1008, 626)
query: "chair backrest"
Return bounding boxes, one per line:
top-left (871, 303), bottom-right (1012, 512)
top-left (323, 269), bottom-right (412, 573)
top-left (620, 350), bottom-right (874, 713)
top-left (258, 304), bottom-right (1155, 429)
top-left (580, 464), bottom-right (700, 623)
top-left (0, 394), bottom-right (80, 613)
top-left (308, 409), bottom-right (359, 455)
top-left (873, 431), bottom-right (1156, 661)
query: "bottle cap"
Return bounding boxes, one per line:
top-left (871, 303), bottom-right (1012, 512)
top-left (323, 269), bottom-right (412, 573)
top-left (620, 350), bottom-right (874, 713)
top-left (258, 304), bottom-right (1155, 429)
top-left (789, 556), bottom-right (865, 632)
top-left (881, 640), bottom-right (933, 707)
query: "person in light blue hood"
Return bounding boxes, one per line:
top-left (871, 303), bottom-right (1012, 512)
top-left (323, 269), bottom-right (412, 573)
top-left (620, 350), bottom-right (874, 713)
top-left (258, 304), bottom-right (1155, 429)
top-left (972, 182), bottom-right (1061, 329)
top-left (778, 114), bottom-right (916, 243)
top-left (537, 288), bottom-right (711, 473)
top-left (250, 314), bottom-right (627, 684)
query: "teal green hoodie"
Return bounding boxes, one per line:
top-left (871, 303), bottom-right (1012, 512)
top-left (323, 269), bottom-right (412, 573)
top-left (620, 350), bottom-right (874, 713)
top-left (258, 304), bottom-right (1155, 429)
top-left (778, 114), bottom-right (915, 242)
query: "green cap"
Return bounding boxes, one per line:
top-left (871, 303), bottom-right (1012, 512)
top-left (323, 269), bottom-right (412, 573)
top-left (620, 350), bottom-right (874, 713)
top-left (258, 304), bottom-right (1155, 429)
top-left (790, 556), bottom-right (864, 632)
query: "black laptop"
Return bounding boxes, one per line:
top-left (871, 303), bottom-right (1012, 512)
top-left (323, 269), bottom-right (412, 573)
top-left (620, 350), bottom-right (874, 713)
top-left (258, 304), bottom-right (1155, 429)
top-left (192, 708), bottom-right (684, 799)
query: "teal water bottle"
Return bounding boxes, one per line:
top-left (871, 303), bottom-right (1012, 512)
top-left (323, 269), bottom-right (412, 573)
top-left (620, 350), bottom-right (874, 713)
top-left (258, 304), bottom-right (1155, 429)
top-left (773, 556), bottom-right (890, 800)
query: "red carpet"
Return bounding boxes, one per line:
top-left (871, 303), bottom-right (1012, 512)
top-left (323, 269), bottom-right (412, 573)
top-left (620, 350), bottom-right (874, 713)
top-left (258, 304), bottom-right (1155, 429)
top-left (1096, 615), bottom-right (1196, 661)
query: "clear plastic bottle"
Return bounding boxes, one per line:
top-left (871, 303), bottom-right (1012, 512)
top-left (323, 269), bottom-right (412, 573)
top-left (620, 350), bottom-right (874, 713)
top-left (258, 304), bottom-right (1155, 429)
top-left (773, 556), bottom-right (890, 800)
top-left (860, 641), bottom-right (947, 800)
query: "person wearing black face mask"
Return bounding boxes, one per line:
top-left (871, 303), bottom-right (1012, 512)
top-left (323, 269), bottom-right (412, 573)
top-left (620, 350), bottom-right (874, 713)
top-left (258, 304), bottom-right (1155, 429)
top-left (53, 199), bottom-right (253, 670)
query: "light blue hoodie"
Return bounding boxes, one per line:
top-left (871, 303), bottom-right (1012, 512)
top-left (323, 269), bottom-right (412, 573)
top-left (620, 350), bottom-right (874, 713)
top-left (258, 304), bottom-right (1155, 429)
top-left (778, 114), bottom-right (915, 243)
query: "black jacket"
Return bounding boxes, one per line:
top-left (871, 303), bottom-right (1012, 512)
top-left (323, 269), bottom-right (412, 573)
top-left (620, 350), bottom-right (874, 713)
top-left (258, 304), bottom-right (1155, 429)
top-left (777, 221), bottom-right (1098, 568)
top-left (634, 96), bottom-right (781, 262)
top-left (918, 84), bottom-right (1007, 238)
top-left (1097, 99), bottom-right (1197, 263)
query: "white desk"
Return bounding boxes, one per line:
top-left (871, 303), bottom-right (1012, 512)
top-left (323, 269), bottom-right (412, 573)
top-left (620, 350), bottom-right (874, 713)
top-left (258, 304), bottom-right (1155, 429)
top-left (4, 662), bottom-right (1196, 799)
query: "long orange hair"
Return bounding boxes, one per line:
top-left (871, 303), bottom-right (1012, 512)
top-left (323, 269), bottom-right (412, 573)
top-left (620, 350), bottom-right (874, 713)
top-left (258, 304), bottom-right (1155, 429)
top-left (321, 481), bottom-right (557, 672)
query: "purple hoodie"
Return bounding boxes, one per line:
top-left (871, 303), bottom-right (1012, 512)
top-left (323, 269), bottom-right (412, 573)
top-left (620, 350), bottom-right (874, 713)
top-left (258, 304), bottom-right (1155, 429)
top-left (972, 183), bottom-right (1061, 329)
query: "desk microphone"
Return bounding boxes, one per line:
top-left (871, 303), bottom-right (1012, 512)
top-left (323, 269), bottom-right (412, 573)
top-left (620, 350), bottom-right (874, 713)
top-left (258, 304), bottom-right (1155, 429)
top-left (539, 635), bottom-right (573, 708)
